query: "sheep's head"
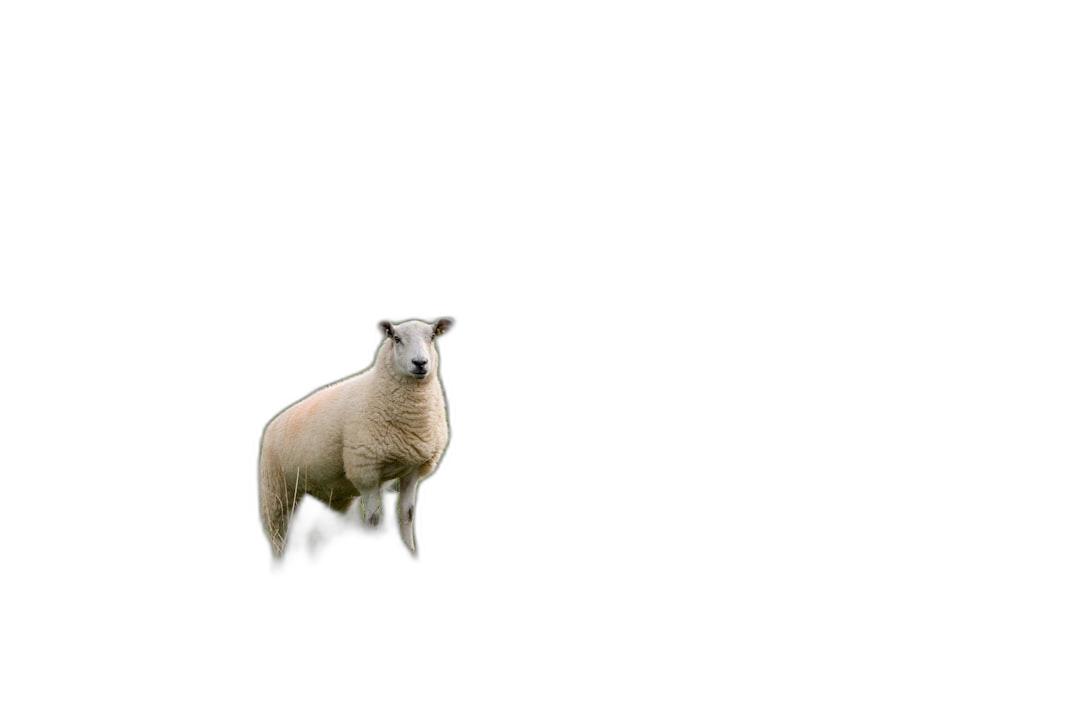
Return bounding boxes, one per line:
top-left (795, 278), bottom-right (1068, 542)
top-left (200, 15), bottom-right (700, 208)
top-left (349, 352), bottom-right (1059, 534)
top-left (379, 318), bottom-right (453, 381)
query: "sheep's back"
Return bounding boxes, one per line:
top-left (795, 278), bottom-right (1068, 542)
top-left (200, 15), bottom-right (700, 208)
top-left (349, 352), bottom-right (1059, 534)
top-left (264, 380), bottom-right (352, 484)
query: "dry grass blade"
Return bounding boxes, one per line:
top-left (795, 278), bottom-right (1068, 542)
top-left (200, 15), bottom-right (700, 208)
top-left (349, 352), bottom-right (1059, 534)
top-left (291, 468), bottom-right (300, 518)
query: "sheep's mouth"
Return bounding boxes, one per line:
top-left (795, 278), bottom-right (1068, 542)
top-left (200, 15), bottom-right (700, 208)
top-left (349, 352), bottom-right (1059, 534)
top-left (410, 370), bottom-right (429, 379)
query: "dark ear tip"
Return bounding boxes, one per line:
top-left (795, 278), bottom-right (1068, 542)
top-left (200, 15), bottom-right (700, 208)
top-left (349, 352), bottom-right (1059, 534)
top-left (434, 317), bottom-right (454, 335)
top-left (379, 320), bottom-right (393, 336)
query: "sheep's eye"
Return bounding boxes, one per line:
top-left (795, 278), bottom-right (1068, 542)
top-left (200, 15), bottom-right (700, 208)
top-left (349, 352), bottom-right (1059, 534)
top-left (394, 335), bottom-right (401, 344)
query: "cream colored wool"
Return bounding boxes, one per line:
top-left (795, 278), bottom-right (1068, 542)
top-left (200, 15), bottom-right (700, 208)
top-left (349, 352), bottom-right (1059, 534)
top-left (258, 318), bottom-right (453, 557)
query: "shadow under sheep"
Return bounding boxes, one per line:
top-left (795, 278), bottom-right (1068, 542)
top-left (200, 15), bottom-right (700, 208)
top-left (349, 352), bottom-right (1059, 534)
top-left (274, 496), bottom-right (416, 574)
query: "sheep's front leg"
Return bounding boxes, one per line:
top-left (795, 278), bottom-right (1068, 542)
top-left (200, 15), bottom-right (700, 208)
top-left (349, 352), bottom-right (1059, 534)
top-left (397, 469), bottom-right (421, 554)
top-left (360, 483), bottom-right (382, 535)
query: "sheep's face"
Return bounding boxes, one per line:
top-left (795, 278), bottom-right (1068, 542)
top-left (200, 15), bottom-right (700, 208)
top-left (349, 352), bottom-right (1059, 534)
top-left (380, 318), bottom-right (453, 381)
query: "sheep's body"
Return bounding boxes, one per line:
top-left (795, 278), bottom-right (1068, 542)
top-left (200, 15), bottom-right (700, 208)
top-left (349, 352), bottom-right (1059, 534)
top-left (259, 318), bottom-right (452, 557)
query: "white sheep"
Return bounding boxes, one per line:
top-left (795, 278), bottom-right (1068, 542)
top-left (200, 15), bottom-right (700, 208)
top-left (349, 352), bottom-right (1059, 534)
top-left (258, 317), bottom-right (453, 557)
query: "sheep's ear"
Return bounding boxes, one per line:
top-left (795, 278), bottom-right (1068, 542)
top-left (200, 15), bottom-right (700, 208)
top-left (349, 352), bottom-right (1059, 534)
top-left (433, 317), bottom-right (453, 336)
top-left (379, 320), bottom-right (394, 337)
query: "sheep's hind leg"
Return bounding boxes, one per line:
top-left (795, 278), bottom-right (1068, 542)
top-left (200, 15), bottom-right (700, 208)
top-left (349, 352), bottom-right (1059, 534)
top-left (264, 471), bottom-right (303, 558)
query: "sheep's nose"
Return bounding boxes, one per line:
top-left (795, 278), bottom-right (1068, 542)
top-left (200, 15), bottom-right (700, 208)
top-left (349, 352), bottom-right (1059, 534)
top-left (412, 359), bottom-right (428, 369)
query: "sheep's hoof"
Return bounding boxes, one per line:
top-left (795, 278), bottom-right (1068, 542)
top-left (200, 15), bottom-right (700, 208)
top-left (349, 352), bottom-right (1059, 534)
top-left (368, 510), bottom-right (381, 527)
top-left (365, 511), bottom-right (382, 535)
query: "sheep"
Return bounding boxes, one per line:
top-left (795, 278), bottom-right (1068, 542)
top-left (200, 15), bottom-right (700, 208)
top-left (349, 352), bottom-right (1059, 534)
top-left (258, 317), bottom-right (453, 557)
